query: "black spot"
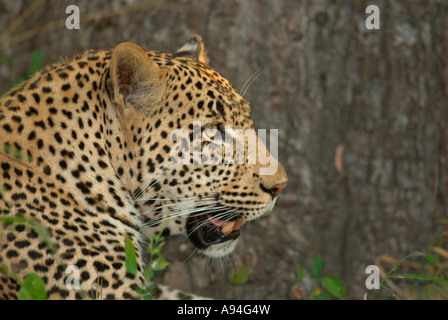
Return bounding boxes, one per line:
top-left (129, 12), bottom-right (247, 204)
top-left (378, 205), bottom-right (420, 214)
top-left (27, 131), bottom-right (36, 140)
top-left (14, 240), bottom-right (31, 248)
top-left (93, 261), bottom-right (110, 272)
top-left (77, 118), bottom-right (84, 129)
top-left (28, 250), bottom-right (43, 260)
top-left (2, 123), bottom-right (12, 133)
top-left (17, 94), bottom-right (26, 102)
top-left (60, 290), bottom-right (70, 298)
top-left (207, 90), bottom-right (215, 98)
top-left (63, 239), bottom-right (74, 246)
top-left (32, 93), bottom-right (40, 103)
top-left (59, 160), bottom-right (67, 169)
top-left (43, 165), bottom-right (51, 175)
top-left (156, 154), bottom-right (164, 164)
top-left (76, 182), bottom-right (90, 194)
top-left (11, 192), bottom-right (27, 201)
top-left (34, 120), bottom-right (46, 129)
top-left (62, 110), bottom-right (73, 120)
top-left (81, 271), bottom-right (90, 281)
top-left (54, 132), bottom-right (63, 144)
top-left (98, 160), bottom-right (108, 169)
top-left (26, 107), bottom-right (39, 116)
top-left (146, 158), bottom-right (155, 173)
top-left (87, 55), bottom-right (99, 61)
top-left (28, 81), bottom-right (38, 90)
top-left (149, 142), bottom-right (159, 151)
top-left (216, 100), bottom-right (226, 116)
top-left (12, 115), bottom-right (22, 123)
top-left (58, 72), bottom-right (69, 79)
top-left (7, 250), bottom-right (19, 258)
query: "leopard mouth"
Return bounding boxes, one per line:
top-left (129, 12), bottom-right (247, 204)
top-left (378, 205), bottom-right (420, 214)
top-left (187, 214), bottom-right (246, 250)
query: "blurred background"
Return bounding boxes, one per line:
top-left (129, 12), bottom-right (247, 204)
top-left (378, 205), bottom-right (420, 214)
top-left (0, 0), bottom-right (446, 299)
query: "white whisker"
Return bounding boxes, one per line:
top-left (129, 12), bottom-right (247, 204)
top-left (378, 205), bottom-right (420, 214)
top-left (135, 196), bottom-right (218, 217)
top-left (187, 209), bottom-right (241, 236)
top-left (135, 194), bottom-right (216, 203)
top-left (133, 169), bottom-right (168, 200)
top-left (241, 70), bottom-right (262, 97)
top-left (183, 247), bottom-right (198, 263)
top-left (139, 199), bottom-right (220, 218)
top-left (140, 203), bottom-right (226, 228)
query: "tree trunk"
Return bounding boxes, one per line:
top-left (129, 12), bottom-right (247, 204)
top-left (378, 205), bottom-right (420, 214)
top-left (0, 0), bottom-right (446, 299)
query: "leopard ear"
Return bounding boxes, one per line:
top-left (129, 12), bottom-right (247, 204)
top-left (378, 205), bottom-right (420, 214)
top-left (175, 34), bottom-right (209, 64)
top-left (109, 42), bottom-right (165, 114)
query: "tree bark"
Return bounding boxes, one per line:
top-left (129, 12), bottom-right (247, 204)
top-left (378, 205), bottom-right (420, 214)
top-left (0, 0), bottom-right (446, 299)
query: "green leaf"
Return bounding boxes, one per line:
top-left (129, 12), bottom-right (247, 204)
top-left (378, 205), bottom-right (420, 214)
top-left (150, 257), bottom-right (170, 271)
top-left (29, 50), bottom-right (43, 75)
top-left (3, 143), bottom-right (11, 154)
top-left (230, 263), bottom-right (250, 286)
top-left (321, 275), bottom-right (345, 300)
top-left (311, 255), bottom-right (323, 276)
top-left (316, 290), bottom-right (329, 300)
top-left (296, 267), bottom-right (305, 282)
top-left (145, 268), bottom-right (154, 281)
top-left (124, 234), bottom-right (137, 276)
top-left (389, 274), bottom-right (448, 284)
top-left (18, 273), bottom-right (47, 300)
top-left (368, 251), bottom-right (448, 300)
top-left (309, 286), bottom-right (328, 300)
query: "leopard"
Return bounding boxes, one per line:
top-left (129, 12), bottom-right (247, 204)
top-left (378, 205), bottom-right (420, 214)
top-left (0, 34), bottom-right (287, 299)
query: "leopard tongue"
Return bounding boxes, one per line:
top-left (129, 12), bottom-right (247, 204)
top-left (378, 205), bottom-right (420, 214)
top-left (207, 215), bottom-right (245, 235)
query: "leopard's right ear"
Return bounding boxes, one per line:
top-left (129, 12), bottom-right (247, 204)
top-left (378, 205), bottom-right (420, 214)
top-left (175, 34), bottom-right (209, 64)
top-left (108, 42), bottom-right (166, 114)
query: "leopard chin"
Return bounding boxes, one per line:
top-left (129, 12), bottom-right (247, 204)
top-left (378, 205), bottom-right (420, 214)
top-left (201, 239), bottom-right (239, 258)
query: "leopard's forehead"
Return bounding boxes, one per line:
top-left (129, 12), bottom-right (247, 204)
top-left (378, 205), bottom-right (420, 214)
top-left (147, 51), bottom-right (253, 129)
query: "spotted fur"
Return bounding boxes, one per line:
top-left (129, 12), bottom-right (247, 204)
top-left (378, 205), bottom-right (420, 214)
top-left (0, 35), bottom-right (287, 299)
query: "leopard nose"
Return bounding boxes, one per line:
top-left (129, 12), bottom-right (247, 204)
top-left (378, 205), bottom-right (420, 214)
top-left (261, 181), bottom-right (287, 198)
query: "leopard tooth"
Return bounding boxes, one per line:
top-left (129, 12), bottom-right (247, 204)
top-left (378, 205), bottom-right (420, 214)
top-left (221, 220), bottom-right (235, 234)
